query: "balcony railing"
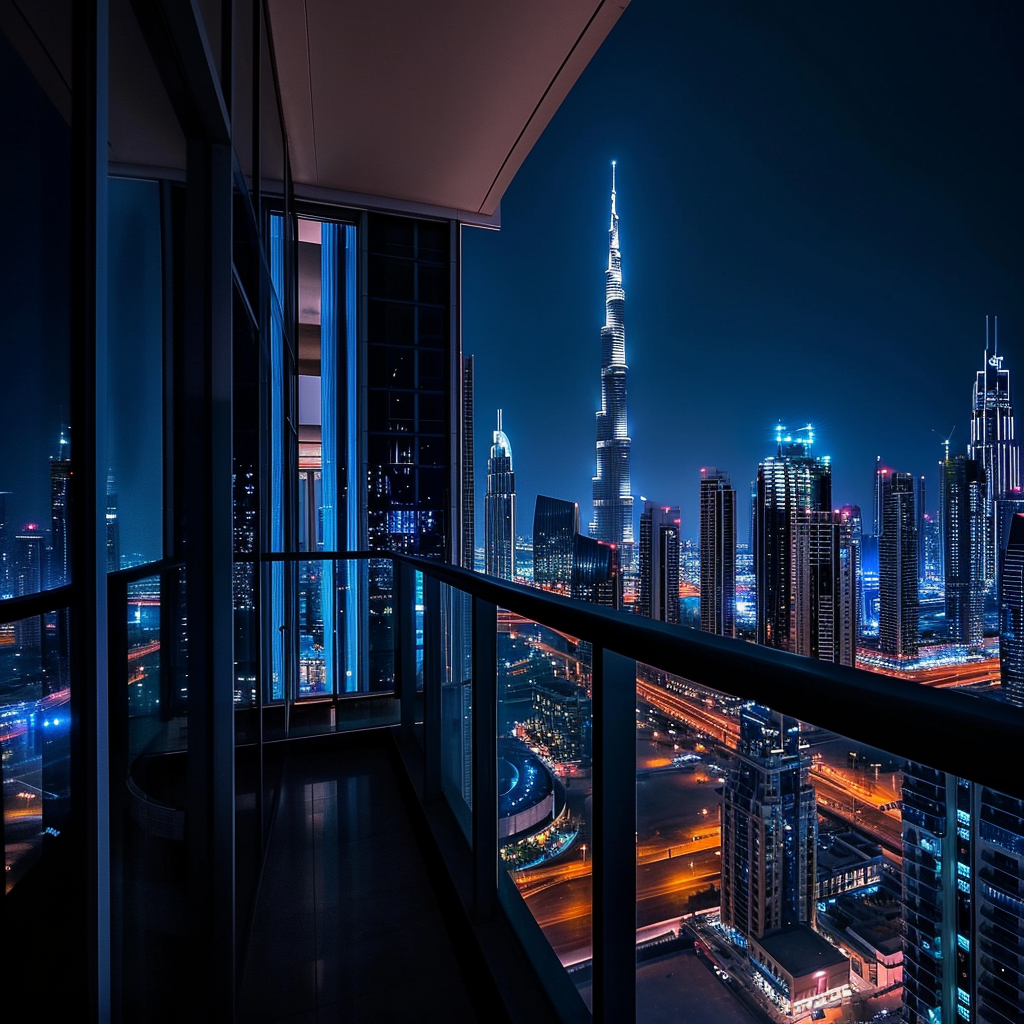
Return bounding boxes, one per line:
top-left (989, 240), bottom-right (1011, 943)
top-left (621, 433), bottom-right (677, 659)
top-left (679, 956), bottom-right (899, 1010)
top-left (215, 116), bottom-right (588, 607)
top-left (105, 550), bottom-right (1024, 1023)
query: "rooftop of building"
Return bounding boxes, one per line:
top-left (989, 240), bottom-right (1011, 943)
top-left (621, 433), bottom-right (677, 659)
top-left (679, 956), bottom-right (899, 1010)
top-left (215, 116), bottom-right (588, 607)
top-left (753, 923), bottom-right (848, 977)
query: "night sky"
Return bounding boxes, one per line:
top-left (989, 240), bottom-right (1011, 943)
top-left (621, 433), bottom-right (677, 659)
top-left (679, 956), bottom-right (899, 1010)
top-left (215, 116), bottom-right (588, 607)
top-left (463, 0), bottom-right (1024, 547)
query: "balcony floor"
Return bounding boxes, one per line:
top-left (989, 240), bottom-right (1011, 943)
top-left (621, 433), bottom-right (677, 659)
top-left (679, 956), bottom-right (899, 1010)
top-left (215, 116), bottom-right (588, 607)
top-left (238, 736), bottom-right (484, 1023)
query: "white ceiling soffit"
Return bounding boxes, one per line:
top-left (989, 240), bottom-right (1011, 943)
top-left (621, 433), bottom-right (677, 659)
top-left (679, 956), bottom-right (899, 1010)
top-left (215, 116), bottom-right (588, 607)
top-left (267, 0), bottom-right (630, 220)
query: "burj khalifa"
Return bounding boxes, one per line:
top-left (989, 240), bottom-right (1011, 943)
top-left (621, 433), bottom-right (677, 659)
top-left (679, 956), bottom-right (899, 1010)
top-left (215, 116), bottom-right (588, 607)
top-left (590, 162), bottom-right (634, 574)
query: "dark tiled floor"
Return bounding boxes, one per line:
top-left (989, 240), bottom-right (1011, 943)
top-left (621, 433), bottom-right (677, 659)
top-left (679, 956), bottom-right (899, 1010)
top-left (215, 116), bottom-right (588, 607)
top-left (238, 743), bottom-right (482, 1023)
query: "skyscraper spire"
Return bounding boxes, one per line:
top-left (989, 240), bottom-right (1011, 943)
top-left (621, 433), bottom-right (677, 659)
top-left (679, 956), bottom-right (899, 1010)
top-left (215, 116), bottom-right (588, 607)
top-left (591, 162), bottom-right (633, 587)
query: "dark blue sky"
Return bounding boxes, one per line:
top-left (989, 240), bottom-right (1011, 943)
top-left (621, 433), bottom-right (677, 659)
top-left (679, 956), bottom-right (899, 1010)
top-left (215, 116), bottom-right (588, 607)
top-left (463, 0), bottom-right (1024, 545)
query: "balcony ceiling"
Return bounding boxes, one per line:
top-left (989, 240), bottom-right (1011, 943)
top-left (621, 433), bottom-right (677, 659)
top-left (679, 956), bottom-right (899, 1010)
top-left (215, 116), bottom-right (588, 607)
top-left (267, 0), bottom-right (630, 219)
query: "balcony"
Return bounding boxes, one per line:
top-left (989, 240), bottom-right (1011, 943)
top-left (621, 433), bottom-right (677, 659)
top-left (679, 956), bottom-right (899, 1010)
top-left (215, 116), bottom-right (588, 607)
top-left (8, 549), bottom-right (1014, 1021)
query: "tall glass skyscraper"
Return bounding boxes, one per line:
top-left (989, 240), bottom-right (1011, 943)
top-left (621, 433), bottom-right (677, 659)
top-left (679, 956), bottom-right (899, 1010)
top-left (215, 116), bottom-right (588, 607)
top-left (944, 454), bottom-right (986, 647)
top-left (1000, 512), bottom-right (1024, 707)
top-left (754, 425), bottom-right (831, 650)
top-left (49, 429), bottom-right (71, 590)
top-left (590, 163), bottom-right (634, 576)
top-left (699, 467), bottom-right (736, 637)
top-left (901, 766), bottom-right (1024, 1024)
top-left (794, 509), bottom-right (857, 665)
top-left (484, 409), bottom-right (515, 581)
top-left (533, 495), bottom-right (579, 594)
top-left (879, 471), bottom-right (919, 658)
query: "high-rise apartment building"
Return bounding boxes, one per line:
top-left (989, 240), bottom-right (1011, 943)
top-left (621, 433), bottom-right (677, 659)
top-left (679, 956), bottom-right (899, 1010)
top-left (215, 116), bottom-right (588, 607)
top-left (915, 474), bottom-right (927, 586)
top-left (14, 525), bottom-right (44, 656)
top-left (838, 504), bottom-right (867, 638)
top-left (533, 495), bottom-right (579, 595)
top-left (49, 429), bottom-right (71, 590)
top-left (721, 702), bottom-right (817, 940)
top-left (794, 509), bottom-right (857, 665)
top-left (461, 354), bottom-right (475, 572)
top-left (1000, 512), bottom-right (1024, 707)
top-left (872, 456), bottom-right (889, 538)
top-left (485, 409), bottom-right (516, 581)
top-left (699, 467), bottom-right (736, 637)
top-left (944, 455), bottom-right (987, 646)
top-left (637, 501), bottom-right (680, 624)
top-left (879, 471), bottom-right (919, 657)
top-left (969, 317), bottom-right (1020, 588)
top-left (106, 471), bottom-right (121, 573)
top-left (590, 163), bottom-right (634, 576)
top-left (902, 765), bottom-right (1024, 1024)
top-left (754, 426), bottom-right (831, 650)
top-left (0, 490), bottom-right (11, 599)
top-left (995, 496), bottom-right (1024, 601)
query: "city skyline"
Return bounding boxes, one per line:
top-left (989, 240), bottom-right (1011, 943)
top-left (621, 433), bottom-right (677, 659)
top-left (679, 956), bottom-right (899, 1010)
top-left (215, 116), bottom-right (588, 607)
top-left (464, 1), bottom-right (1024, 550)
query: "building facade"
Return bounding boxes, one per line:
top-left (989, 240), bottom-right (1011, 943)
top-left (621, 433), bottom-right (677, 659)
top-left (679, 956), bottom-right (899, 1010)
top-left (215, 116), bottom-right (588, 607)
top-left (699, 467), bottom-right (736, 637)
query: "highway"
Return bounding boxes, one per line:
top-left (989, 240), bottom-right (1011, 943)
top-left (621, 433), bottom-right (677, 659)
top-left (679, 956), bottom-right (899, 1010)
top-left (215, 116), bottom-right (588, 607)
top-left (519, 848), bottom-right (722, 963)
top-left (636, 678), bottom-right (739, 748)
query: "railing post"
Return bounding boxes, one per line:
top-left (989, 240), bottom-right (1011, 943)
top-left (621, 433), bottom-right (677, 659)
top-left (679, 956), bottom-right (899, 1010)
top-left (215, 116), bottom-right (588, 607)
top-left (591, 646), bottom-right (637, 1024)
top-left (107, 573), bottom-right (128, 1018)
top-left (472, 596), bottom-right (497, 922)
top-left (422, 573), bottom-right (442, 801)
top-left (395, 559), bottom-right (417, 742)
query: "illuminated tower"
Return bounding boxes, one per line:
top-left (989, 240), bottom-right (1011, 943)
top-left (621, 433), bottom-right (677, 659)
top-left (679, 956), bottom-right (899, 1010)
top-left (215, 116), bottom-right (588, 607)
top-left (49, 428), bottom-right (71, 590)
top-left (969, 316), bottom-right (1020, 588)
top-left (484, 409), bottom-right (515, 581)
top-left (699, 468), bottom-right (736, 637)
top-left (590, 162), bottom-right (634, 576)
top-left (878, 472), bottom-right (919, 657)
top-left (754, 425), bottom-right (831, 651)
top-left (637, 501), bottom-right (680, 624)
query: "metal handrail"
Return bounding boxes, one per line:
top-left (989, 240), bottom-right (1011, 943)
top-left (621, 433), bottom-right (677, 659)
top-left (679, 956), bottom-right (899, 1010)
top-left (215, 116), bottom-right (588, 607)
top-left (243, 549), bottom-right (1021, 796)
top-left (0, 584), bottom-right (74, 621)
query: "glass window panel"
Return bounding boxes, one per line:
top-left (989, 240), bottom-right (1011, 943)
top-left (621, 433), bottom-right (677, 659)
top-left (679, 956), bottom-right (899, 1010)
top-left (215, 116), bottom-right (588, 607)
top-left (417, 261), bottom-right (448, 305)
top-left (0, 30), bottom-right (72, 597)
top-left (498, 613), bottom-right (592, 995)
top-left (107, 177), bottom-right (165, 570)
top-left (1, 606), bottom-right (71, 892)
top-left (369, 258), bottom-right (415, 303)
top-left (440, 583), bottom-right (472, 839)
